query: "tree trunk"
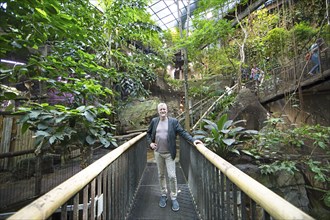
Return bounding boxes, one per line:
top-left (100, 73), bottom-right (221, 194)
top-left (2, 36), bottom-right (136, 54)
top-left (176, 0), bottom-right (191, 130)
top-left (80, 145), bottom-right (92, 169)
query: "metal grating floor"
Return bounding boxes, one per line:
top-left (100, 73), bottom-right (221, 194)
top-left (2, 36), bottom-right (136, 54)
top-left (127, 163), bottom-right (200, 220)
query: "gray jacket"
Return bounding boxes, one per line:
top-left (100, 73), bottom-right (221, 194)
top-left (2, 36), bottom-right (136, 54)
top-left (146, 117), bottom-right (195, 160)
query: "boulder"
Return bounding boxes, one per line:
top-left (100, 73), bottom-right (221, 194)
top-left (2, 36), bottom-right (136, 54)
top-left (227, 88), bottom-right (268, 130)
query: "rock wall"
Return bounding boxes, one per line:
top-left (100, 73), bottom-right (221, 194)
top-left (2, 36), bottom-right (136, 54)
top-left (265, 81), bottom-right (330, 127)
top-left (236, 164), bottom-right (310, 212)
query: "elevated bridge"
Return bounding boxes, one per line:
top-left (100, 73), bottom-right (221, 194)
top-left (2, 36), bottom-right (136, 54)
top-left (259, 47), bottom-right (330, 104)
top-left (8, 133), bottom-right (314, 220)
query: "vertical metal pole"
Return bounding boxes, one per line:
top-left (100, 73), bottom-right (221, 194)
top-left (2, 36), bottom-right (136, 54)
top-left (35, 154), bottom-right (42, 196)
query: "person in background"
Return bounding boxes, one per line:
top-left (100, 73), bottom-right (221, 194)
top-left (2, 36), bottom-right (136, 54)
top-left (241, 67), bottom-right (250, 81)
top-left (258, 67), bottom-right (265, 85)
top-left (308, 38), bottom-right (323, 76)
top-left (146, 103), bottom-right (203, 212)
top-left (250, 64), bottom-right (264, 86)
top-left (250, 64), bottom-right (259, 81)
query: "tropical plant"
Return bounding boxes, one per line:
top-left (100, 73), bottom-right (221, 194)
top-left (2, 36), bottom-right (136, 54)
top-left (193, 114), bottom-right (258, 159)
top-left (248, 118), bottom-right (330, 209)
top-left (0, 0), bottom-right (165, 167)
top-left (18, 103), bottom-right (117, 167)
top-left (244, 117), bottom-right (330, 183)
top-left (164, 75), bottom-right (183, 91)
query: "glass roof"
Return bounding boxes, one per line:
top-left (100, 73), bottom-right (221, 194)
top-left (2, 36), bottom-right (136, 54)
top-left (89, 0), bottom-right (200, 30)
top-left (146, 0), bottom-right (199, 30)
top-left (89, 0), bottom-right (243, 31)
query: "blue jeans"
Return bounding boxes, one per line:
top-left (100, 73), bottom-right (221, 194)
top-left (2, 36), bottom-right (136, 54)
top-left (309, 53), bottom-right (319, 74)
top-left (154, 151), bottom-right (177, 200)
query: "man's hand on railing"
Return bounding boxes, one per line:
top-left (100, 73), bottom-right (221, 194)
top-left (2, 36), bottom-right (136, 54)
top-left (193, 140), bottom-right (203, 145)
top-left (150, 142), bottom-right (157, 150)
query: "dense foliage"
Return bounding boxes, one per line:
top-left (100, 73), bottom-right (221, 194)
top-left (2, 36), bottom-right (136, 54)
top-left (240, 117), bottom-right (330, 208)
top-left (174, 0), bottom-right (329, 77)
top-left (0, 0), bottom-right (165, 166)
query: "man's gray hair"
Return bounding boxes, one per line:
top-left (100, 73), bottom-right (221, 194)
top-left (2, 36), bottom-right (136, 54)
top-left (158, 103), bottom-right (167, 110)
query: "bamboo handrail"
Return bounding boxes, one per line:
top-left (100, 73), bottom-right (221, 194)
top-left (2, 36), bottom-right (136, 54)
top-left (8, 132), bottom-right (146, 220)
top-left (193, 142), bottom-right (315, 220)
top-left (177, 96), bottom-right (211, 119)
top-left (7, 132), bottom-right (315, 219)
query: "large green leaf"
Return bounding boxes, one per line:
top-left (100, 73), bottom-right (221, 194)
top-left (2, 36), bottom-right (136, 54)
top-left (202, 118), bottom-right (217, 129)
top-left (86, 135), bottom-right (96, 145)
top-left (3, 92), bottom-right (17, 99)
top-left (35, 8), bottom-right (51, 21)
top-left (223, 120), bottom-right (233, 129)
top-left (230, 149), bottom-right (240, 155)
top-left (216, 114), bottom-right (228, 129)
top-left (100, 137), bottom-right (110, 148)
top-left (45, 3), bottom-right (60, 15)
top-left (84, 110), bottom-right (95, 122)
top-left (204, 124), bottom-right (217, 131)
top-left (21, 122), bottom-right (30, 134)
top-left (223, 138), bottom-right (235, 146)
top-left (37, 123), bottom-right (48, 130)
top-left (55, 115), bottom-right (67, 124)
top-left (49, 136), bottom-right (57, 145)
top-left (29, 110), bottom-right (42, 119)
top-left (231, 127), bottom-right (245, 133)
top-left (35, 130), bottom-right (51, 137)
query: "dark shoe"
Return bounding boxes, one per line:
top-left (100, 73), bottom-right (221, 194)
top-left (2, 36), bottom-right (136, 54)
top-left (171, 199), bottom-right (179, 211)
top-left (159, 196), bottom-right (167, 208)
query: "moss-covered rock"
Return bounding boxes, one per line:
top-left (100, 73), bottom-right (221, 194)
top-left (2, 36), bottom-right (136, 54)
top-left (117, 96), bottom-right (183, 133)
top-left (117, 98), bottom-right (160, 133)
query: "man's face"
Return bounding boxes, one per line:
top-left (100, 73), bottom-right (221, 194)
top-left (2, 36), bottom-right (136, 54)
top-left (158, 105), bottom-right (168, 118)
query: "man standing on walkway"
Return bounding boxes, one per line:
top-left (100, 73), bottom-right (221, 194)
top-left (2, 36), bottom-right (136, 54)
top-left (147, 102), bottom-right (203, 212)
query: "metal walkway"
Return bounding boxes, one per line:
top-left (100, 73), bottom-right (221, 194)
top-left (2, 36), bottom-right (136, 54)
top-left (6, 131), bottom-right (315, 220)
top-left (127, 163), bottom-right (199, 220)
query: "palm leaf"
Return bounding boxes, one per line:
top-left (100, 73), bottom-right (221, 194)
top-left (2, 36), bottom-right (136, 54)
top-left (230, 148), bottom-right (240, 155)
top-left (223, 119), bottom-right (233, 129)
top-left (202, 118), bottom-right (218, 129)
top-left (217, 114), bottom-right (228, 129)
top-left (231, 127), bottom-right (245, 133)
